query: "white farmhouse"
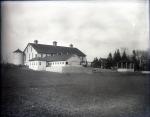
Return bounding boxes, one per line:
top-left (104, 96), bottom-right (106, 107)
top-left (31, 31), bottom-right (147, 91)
top-left (13, 40), bottom-right (87, 72)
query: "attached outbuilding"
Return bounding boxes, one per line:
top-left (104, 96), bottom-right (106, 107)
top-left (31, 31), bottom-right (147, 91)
top-left (29, 54), bottom-right (83, 72)
top-left (29, 58), bottom-right (46, 71)
top-left (117, 60), bottom-right (134, 72)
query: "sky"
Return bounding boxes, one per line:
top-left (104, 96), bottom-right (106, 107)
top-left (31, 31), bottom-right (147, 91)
top-left (1, 0), bottom-right (149, 63)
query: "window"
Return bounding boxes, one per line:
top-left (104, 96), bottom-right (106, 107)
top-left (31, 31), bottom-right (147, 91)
top-left (41, 54), bottom-right (43, 58)
top-left (35, 54), bottom-right (37, 58)
top-left (66, 62), bottom-right (68, 65)
top-left (29, 54), bottom-right (30, 60)
top-left (32, 53), bottom-right (33, 58)
top-left (39, 62), bottom-right (41, 65)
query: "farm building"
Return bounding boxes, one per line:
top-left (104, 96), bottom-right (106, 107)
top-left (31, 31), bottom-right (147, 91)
top-left (13, 40), bottom-right (87, 72)
top-left (117, 60), bottom-right (135, 72)
top-left (12, 49), bottom-right (24, 65)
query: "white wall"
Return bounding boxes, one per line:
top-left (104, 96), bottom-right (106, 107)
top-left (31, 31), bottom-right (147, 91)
top-left (24, 44), bottom-right (38, 66)
top-left (46, 61), bottom-right (66, 72)
top-left (38, 61), bottom-right (46, 71)
top-left (28, 61), bottom-right (39, 70)
top-left (117, 68), bottom-right (134, 72)
top-left (29, 61), bottom-right (46, 71)
top-left (47, 61), bottom-right (66, 67)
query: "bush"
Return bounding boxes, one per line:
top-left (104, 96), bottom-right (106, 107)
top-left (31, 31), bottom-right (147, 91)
top-left (1, 63), bottom-right (27, 69)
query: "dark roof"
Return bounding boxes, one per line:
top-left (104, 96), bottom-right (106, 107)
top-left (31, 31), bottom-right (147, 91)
top-left (29, 57), bottom-right (46, 61)
top-left (27, 43), bottom-right (86, 57)
top-left (13, 49), bottom-right (23, 53)
top-left (29, 54), bottom-right (74, 62)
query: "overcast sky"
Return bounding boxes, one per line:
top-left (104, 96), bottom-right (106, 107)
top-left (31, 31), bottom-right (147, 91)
top-left (1, 0), bottom-right (149, 62)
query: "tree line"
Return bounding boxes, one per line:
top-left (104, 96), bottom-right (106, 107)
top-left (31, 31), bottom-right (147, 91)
top-left (91, 49), bottom-right (149, 71)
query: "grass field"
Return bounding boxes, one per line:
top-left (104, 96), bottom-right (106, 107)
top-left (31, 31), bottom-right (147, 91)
top-left (1, 66), bottom-right (150, 117)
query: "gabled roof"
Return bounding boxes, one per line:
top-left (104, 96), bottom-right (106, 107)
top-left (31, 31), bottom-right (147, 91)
top-left (25, 43), bottom-right (86, 57)
top-left (29, 54), bottom-right (75, 62)
top-left (13, 49), bottom-right (23, 53)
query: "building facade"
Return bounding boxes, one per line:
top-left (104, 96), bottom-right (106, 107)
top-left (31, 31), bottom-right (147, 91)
top-left (13, 40), bottom-right (87, 72)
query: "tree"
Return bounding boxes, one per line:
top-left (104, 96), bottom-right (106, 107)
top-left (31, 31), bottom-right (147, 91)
top-left (116, 49), bottom-right (121, 62)
top-left (106, 53), bottom-right (113, 69)
top-left (113, 49), bottom-right (121, 67)
top-left (122, 50), bottom-right (128, 61)
top-left (91, 57), bottom-right (99, 68)
top-left (132, 50), bottom-right (139, 71)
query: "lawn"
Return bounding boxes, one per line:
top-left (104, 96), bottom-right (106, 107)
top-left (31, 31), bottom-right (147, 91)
top-left (1, 66), bottom-right (150, 117)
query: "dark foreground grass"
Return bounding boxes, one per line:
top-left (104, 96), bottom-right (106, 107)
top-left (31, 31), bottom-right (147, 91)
top-left (1, 67), bottom-right (150, 117)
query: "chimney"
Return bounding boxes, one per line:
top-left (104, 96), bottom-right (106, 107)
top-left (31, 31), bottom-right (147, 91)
top-left (70, 44), bottom-right (73, 48)
top-left (53, 41), bottom-right (57, 46)
top-left (34, 40), bottom-right (38, 44)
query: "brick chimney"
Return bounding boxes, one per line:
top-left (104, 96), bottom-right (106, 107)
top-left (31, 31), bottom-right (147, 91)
top-left (53, 41), bottom-right (57, 46)
top-left (34, 40), bottom-right (38, 44)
